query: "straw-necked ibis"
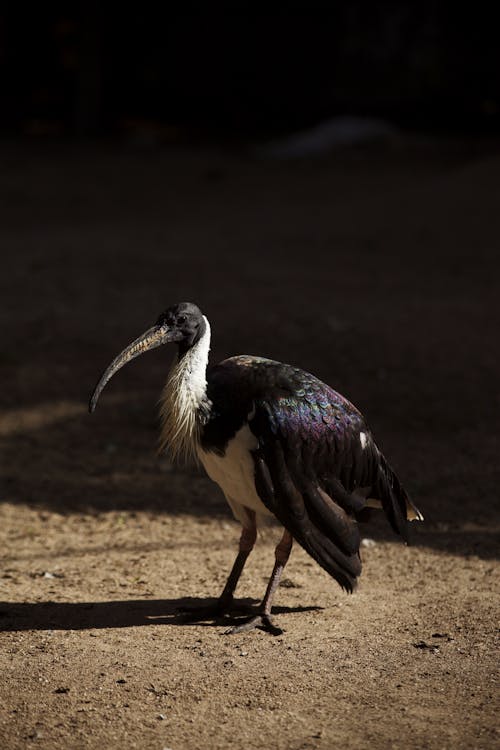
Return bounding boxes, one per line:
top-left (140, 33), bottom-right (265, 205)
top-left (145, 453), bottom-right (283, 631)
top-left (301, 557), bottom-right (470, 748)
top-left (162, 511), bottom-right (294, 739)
top-left (89, 302), bottom-right (422, 634)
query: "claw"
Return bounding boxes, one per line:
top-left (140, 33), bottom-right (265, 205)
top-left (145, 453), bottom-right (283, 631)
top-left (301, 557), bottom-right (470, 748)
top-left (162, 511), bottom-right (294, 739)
top-left (224, 613), bottom-right (283, 636)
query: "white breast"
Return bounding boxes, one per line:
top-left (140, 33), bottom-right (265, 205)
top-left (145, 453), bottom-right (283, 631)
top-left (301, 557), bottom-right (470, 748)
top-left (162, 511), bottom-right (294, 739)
top-left (197, 424), bottom-right (273, 526)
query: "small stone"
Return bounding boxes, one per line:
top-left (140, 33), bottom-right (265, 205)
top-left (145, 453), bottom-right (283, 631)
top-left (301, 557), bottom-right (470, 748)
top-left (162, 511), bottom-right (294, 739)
top-left (361, 538), bottom-right (376, 548)
top-left (281, 578), bottom-right (302, 588)
top-left (432, 632), bottom-right (453, 640)
top-left (413, 641), bottom-right (440, 653)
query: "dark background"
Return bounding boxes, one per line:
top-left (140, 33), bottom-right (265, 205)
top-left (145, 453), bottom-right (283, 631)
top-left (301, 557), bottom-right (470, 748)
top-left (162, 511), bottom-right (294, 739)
top-left (2, 4), bottom-right (499, 139)
top-left (0, 5), bottom-right (499, 543)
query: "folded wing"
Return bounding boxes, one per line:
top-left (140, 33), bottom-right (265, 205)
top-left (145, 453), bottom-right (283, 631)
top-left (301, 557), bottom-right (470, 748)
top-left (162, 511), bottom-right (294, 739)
top-left (206, 356), bottom-right (417, 592)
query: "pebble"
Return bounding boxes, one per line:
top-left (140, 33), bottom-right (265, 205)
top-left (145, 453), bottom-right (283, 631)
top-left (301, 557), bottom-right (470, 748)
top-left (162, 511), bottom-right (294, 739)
top-left (361, 538), bottom-right (377, 548)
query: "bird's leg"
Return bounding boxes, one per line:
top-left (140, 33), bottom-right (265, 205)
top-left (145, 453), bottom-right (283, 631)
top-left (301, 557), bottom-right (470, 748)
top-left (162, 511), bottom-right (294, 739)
top-left (216, 519), bottom-right (257, 614)
top-left (226, 529), bottom-right (293, 636)
top-left (179, 512), bottom-right (257, 620)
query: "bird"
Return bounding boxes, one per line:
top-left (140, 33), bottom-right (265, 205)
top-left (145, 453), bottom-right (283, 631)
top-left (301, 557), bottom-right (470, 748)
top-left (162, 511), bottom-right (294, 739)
top-left (89, 301), bottom-right (423, 635)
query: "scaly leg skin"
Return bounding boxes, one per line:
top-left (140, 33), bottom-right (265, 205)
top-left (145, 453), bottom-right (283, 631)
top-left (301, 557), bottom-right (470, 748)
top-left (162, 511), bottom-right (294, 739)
top-left (226, 529), bottom-right (293, 636)
top-left (179, 515), bottom-right (257, 621)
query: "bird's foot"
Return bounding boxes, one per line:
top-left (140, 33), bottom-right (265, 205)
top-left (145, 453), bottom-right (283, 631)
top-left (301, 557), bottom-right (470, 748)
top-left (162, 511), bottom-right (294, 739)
top-left (224, 612), bottom-right (283, 636)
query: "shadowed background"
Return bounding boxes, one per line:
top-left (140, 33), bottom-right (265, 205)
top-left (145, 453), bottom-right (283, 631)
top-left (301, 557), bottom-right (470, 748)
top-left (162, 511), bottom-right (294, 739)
top-left (0, 8), bottom-right (499, 750)
top-left (1, 5), bottom-right (499, 553)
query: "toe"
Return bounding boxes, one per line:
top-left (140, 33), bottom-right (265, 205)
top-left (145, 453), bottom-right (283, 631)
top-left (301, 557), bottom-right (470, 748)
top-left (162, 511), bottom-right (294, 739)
top-left (224, 614), bottom-right (283, 636)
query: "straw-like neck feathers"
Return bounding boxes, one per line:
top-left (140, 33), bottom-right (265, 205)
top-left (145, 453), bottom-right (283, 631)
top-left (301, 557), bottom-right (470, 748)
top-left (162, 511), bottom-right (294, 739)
top-left (159, 315), bottom-right (211, 462)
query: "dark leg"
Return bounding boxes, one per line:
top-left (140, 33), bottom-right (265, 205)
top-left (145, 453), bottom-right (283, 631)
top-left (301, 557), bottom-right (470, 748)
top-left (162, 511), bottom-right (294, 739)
top-left (216, 519), bottom-right (257, 613)
top-left (179, 512), bottom-right (257, 620)
top-left (226, 529), bottom-right (293, 635)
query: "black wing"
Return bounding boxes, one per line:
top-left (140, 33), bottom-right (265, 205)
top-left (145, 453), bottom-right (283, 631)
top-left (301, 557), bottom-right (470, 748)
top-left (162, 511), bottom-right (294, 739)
top-left (206, 356), bottom-right (414, 592)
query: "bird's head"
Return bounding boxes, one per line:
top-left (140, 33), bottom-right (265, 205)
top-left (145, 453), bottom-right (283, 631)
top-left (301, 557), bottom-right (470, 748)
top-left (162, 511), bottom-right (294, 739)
top-left (88, 302), bottom-right (206, 413)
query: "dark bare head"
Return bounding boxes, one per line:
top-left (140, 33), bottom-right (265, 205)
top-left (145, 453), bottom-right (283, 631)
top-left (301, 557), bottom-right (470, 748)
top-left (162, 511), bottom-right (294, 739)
top-left (89, 302), bottom-right (206, 413)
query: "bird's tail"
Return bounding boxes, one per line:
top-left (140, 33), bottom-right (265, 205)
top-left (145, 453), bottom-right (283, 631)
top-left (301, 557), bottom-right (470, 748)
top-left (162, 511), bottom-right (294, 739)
top-left (375, 454), bottom-right (423, 542)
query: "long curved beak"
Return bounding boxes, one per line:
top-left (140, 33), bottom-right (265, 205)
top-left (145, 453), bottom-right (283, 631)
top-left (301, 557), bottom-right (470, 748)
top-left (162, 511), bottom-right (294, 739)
top-left (89, 324), bottom-right (181, 413)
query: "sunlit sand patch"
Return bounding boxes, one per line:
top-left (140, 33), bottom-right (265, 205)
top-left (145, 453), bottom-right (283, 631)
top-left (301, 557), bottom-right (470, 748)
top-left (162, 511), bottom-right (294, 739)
top-left (0, 401), bottom-right (87, 436)
top-left (0, 394), bottom-right (134, 437)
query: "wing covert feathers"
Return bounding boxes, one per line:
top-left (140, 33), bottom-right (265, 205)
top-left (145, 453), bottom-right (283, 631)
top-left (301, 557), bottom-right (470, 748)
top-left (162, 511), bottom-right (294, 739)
top-left (206, 356), bottom-right (420, 592)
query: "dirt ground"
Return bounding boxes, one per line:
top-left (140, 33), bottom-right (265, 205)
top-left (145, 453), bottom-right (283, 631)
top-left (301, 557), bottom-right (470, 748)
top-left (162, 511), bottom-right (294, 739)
top-left (0, 136), bottom-right (499, 750)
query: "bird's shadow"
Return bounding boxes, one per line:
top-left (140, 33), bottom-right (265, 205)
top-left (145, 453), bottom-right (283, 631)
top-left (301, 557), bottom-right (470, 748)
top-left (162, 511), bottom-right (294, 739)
top-left (0, 597), bottom-right (323, 633)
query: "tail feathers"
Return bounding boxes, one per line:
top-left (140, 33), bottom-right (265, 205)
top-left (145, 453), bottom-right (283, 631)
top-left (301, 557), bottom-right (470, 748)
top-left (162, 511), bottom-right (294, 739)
top-left (406, 498), bottom-right (424, 522)
top-left (376, 455), bottom-right (422, 541)
top-left (304, 531), bottom-right (361, 592)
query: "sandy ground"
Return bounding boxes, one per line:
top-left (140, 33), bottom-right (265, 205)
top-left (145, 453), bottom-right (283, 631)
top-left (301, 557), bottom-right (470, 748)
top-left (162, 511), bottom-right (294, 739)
top-left (0, 137), bottom-right (499, 749)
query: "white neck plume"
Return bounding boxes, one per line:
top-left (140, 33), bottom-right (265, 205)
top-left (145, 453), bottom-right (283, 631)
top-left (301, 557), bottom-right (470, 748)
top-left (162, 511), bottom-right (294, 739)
top-left (159, 316), bottom-right (211, 462)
